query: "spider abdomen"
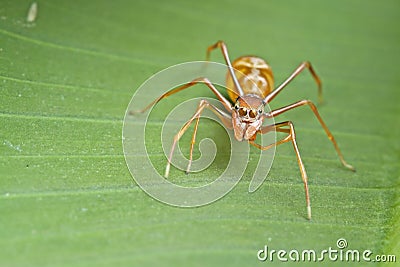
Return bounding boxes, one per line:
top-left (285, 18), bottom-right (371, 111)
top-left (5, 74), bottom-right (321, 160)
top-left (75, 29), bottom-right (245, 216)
top-left (225, 56), bottom-right (274, 102)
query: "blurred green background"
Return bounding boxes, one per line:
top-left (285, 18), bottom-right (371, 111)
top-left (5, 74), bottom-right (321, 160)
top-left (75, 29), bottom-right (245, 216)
top-left (0, 0), bottom-right (399, 266)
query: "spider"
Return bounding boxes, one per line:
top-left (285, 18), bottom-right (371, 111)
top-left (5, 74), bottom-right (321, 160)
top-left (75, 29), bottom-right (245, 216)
top-left (133, 41), bottom-right (355, 220)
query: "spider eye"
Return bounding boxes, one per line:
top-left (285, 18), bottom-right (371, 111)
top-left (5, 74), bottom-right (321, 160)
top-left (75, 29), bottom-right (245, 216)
top-left (234, 103), bottom-right (239, 110)
top-left (238, 107), bottom-right (247, 116)
top-left (258, 109), bottom-right (263, 114)
top-left (249, 109), bottom-right (257, 118)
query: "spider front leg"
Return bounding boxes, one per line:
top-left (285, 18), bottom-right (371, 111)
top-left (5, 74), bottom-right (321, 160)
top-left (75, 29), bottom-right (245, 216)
top-left (269, 100), bottom-right (355, 171)
top-left (249, 121), bottom-right (312, 220)
top-left (130, 77), bottom-right (232, 115)
top-left (165, 99), bottom-right (233, 178)
top-left (264, 61), bottom-right (322, 104)
top-left (206, 40), bottom-right (244, 96)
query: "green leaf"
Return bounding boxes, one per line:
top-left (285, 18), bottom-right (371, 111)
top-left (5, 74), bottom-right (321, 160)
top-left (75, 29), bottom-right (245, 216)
top-left (1, 1), bottom-right (399, 266)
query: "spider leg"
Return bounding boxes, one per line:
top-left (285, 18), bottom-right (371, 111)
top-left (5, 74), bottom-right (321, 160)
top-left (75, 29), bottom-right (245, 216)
top-left (264, 61), bottom-right (322, 104)
top-left (269, 100), bottom-right (355, 171)
top-left (249, 121), bottom-right (312, 220)
top-left (130, 77), bottom-right (232, 114)
top-left (206, 41), bottom-right (244, 96)
top-left (165, 99), bottom-right (233, 178)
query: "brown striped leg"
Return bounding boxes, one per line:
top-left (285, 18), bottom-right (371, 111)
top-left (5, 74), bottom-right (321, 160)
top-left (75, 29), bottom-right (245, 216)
top-left (270, 100), bottom-right (355, 171)
top-left (250, 121), bottom-right (312, 220)
top-left (165, 99), bottom-right (233, 178)
top-left (264, 61), bottom-right (322, 104)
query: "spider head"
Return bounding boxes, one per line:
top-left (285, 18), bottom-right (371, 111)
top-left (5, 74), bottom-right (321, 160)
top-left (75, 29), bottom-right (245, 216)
top-left (233, 95), bottom-right (265, 123)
